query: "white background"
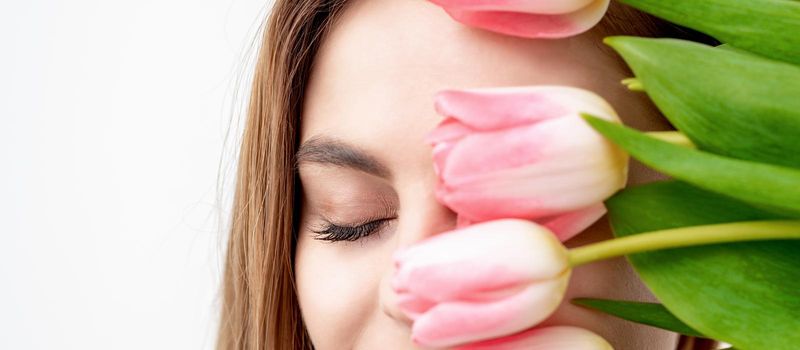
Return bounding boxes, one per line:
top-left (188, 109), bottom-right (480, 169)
top-left (0, 0), bottom-right (274, 348)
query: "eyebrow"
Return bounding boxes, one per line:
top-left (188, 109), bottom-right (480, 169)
top-left (295, 135), bottom-right (392, 179)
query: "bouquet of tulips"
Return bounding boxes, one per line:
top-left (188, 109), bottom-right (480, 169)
top-left (392, 0), bottom-right (800, 349)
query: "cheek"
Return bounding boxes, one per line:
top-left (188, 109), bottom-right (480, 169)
top-left (294, 234), bottom-right (386, 348)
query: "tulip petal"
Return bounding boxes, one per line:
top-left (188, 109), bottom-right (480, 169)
top-left (411, 277), bottom-right (570, 348)
top-left (538, 203), bottom-right (608, 241)
top-left (440, 0), bottom-right (610, 39)
top-left (440, 123), bottom-right (549, 177)
top-left (396, 292), bottom-right (437, 320)
top-left (433, 87), bottom-right (566, 131)
top-left (439, 110), bottom-right (618, 180)
top-left (456, 214), bottom-right (474, 228)
top-left (428, 0), bottom-right (596, 15)
top-left (431, 86), bottom-right (617, 132)
top-left (431, 141), bottom-right (455, 177)
top-left (437, 115), bottom-right (627, 221)
top-left (454, 326), bottom-right (614, 350)
top-left (392, 219), bottom-right (569, 302)
top-left (425, 117), bottom-right (475, 145)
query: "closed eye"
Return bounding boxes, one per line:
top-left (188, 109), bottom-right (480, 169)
top-left (311, 217), bottom-right (394, 243)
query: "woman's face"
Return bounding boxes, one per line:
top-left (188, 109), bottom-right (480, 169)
top-left (295, 0), bottom-right (677, 349)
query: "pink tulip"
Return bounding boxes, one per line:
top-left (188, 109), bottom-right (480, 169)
top-left (455, 326), bottom-right (613, 350)
top-left (392, 219), bottom-right (571, 348)
top-left (426, 86), bottom-right (628, 241)
top-left (427, 0), bottom-right (611, 39)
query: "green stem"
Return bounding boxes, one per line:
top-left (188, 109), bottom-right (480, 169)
top-left (568, 220), bottom-right (800, 267)
top-left (644, 131), bottom-right (696, 148)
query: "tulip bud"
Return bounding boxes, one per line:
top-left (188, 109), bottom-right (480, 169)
top-left (427, 0), bottom-right (611, 39)
top-left (456, 326), bottom-right (614, 350)
top-left (392, 219), bottom-right (571, 348)
top-left (426, 85), bottom-right (629, 241)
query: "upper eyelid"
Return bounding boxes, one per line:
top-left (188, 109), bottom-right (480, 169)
top-left (312, 192), bottom-right (398, 223)
top-left (317, 214), bottom-right (391, 230)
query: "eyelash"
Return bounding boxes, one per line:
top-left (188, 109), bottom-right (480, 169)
top-left (311, 217), bottom-right (394, 243)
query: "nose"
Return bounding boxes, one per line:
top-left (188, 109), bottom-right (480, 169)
top-left (380, 177), bottom-right (458, 324)
top-left (395, 179), bottom-right (459, 249)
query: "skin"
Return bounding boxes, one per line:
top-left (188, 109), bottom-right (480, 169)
top-left (294, 0), bottom-right (678, 349)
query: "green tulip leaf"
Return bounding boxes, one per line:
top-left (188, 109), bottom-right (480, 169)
top-left (582, 115), bottom-right (800, 217)
top-left (572, 298), bottom-right (704, 337)
top-left (605, 180), bottom-right (800, 349)
top-left (605, 36), bottom-right (800, 169)
top-left (617, 0), bottom-right (800, 65)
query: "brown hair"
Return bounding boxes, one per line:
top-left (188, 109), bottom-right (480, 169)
top-left (216, 1), bottom-right (718, 349)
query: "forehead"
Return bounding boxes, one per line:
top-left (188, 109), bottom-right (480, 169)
top-left (300, 0), bottom-right (609, 165)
